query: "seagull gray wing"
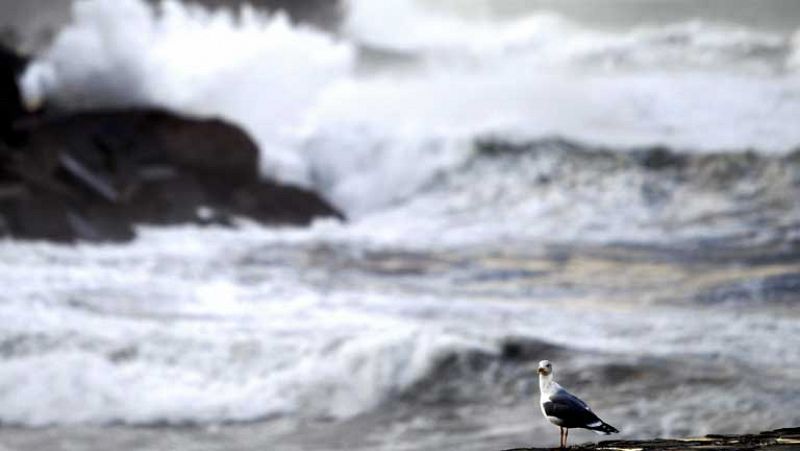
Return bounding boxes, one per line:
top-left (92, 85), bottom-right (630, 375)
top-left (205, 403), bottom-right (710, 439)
top-left (556, 388), bottom-right (591, 410)
top-left (542, 389), bottom-right (603, 429)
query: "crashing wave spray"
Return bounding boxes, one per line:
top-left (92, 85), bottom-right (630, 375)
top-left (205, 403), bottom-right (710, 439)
top-left (21, 0), bottom-right (800, 219)
top-left (23, 0), bottom-right (354, 184)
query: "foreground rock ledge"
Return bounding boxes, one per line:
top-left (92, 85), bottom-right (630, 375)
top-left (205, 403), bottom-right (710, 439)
top-left (503, 428), bottom-right (800, 451)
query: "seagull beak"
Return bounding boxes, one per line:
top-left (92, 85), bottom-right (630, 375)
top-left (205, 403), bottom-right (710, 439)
top-left (537, 368), bottom-right (545, 375)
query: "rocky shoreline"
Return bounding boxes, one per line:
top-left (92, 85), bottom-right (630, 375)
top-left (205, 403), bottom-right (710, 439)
top-left (1, 44), bottom-right (342, 242)
top-left (502, 428), bottom-right (800, 451)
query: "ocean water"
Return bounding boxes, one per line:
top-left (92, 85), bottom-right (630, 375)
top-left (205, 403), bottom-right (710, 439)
top-left (2, 0), bottom-right (800, 450)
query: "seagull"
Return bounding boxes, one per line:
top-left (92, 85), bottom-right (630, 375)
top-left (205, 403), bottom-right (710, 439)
top-left (538, 360), bottom-right (619, 448)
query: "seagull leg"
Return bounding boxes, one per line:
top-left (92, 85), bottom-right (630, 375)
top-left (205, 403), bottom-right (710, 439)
top-left (565, 428), bottom-right (569, 448)
top-left (559, 427), bottom-right (564, 448)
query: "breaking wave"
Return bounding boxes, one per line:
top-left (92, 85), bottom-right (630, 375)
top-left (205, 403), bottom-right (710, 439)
top-left (23, 0), bottom-right (354, 183)
top-left (5, 0), bottom-right (800, 433)
top-left (20, 0), bottom-right (800, 215)
top-left (338, 139), bottom-right (800, 247)
top-left (345, 0), bottom-right (792, 71)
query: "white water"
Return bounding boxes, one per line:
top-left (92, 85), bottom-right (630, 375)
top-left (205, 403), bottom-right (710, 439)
top-left (21, 0), bottom-right (800, 217)
top-left (23, 0), bottom-right (354, 183)
top-left (5, 0), bottom-right (800, 436)
top-left (1, 226), bottom-right (797, 427)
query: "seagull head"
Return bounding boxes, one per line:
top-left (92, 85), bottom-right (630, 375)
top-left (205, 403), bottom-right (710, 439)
top-left (538, 360), bottom-right (553, 376)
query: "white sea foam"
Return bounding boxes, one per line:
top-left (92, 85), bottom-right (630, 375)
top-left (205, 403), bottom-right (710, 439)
top-left (9, 0), bottom-right (800, 425)
top-left (345, 0), bottom-right (790, 70)
top-left (790, 29), bottom-right (800, 70)
top-left (23, 0), bottom-right (354, 184)
top-left (0, 228), bottom-right (798, 426)
top-left (20, 0), bottom-right (800, 219)
top-left (3, 0), bottom-right (799, 434)
top-left (0, 231), bottom-right (480, 425)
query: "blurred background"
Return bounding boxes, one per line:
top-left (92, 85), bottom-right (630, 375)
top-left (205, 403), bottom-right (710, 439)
top-left (0, 1), bottom-right (799, 450)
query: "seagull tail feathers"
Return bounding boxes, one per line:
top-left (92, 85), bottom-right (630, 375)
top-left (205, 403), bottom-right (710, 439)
top-left (590, 421), bottom-right (619, 435)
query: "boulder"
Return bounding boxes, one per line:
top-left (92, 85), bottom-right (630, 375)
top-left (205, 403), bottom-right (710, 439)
top-left (0, 108), bottom-right (343, 242)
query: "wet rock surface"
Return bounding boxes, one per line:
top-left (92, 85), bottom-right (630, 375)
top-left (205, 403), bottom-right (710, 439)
top-left (1, 107), bottom-right (342, 242)
top-left (502, 427), bottom-right (800, 451)
top-left (0, 43), bottom-right (26, 144)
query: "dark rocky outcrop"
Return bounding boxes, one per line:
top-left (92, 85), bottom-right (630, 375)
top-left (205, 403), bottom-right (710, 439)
top-left (0, 43), bottom-right (27, 144)
top-left (1, 108), bottom-right (342, 242)
top-left (503, 427), bottom-right (800, 451)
